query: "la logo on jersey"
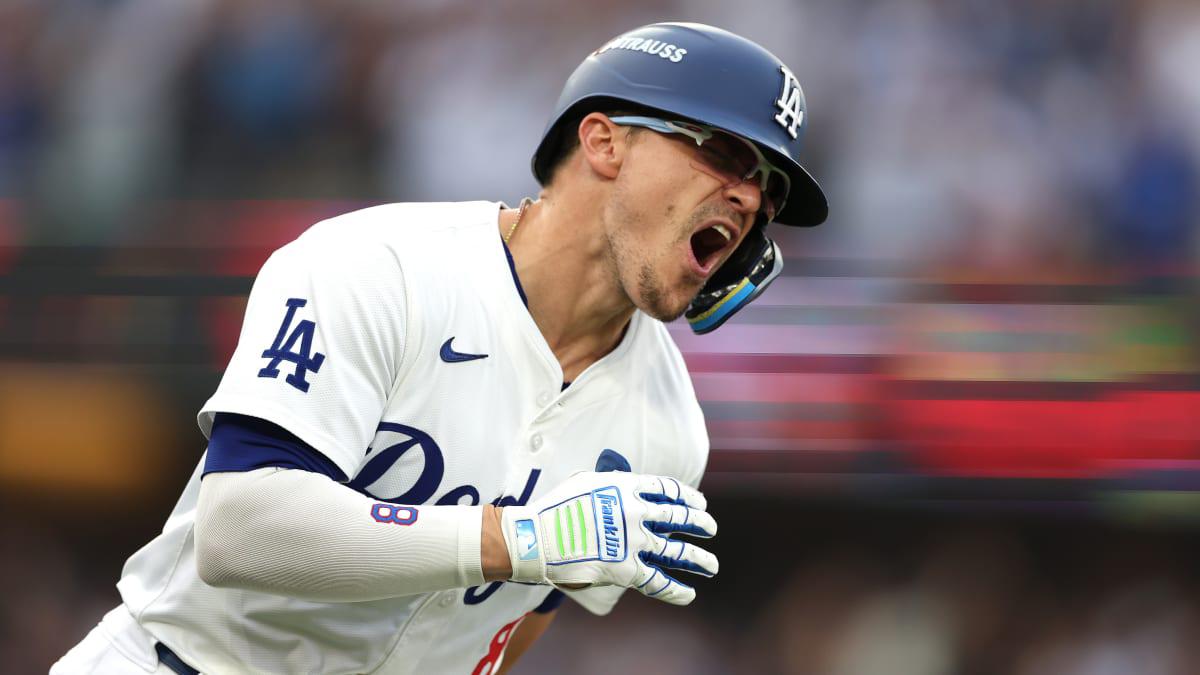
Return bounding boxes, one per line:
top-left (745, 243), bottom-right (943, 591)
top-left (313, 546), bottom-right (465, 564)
top-left (258, 297), bottom-right (326, 393)
top-left (774, 65), bottom-right (805, 140)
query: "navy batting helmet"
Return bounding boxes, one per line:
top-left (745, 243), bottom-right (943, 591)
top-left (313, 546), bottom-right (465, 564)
top-left (531, 22), bottom-right (828, 333)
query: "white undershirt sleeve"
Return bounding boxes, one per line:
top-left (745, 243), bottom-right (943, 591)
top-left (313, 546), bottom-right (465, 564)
top-left (194, 468), bottom-right (486, 602)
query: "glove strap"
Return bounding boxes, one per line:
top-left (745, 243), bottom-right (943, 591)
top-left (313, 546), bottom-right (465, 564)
top-left (503, 486), bottom-right (632, 584)
top-left (501, 506), bottom-right (546, 583)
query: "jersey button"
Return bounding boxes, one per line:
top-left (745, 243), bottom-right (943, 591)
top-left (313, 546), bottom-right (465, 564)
top-left (438, 593), bottom-right (455, 608)
top-left (537, 392), bottom-right (553, 407)
top-left (530, 433), bottom-right (544, 452)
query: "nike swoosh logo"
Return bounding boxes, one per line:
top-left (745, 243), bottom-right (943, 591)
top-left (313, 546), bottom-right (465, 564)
top-left (440, 337), bottom-right (488, 363)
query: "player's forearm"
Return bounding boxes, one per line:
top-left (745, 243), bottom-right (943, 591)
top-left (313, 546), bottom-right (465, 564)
top-left (195, 467), bottom-right (491, 602)
top-left (481, 504), bottom-right (514, 581)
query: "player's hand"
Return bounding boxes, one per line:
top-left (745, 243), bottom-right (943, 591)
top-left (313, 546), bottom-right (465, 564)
top-left (499, 471), bottom-right (718, 606)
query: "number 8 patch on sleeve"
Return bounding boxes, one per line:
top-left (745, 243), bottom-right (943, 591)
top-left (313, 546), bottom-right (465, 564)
top-left (370, 504), bottom-right (418, 525)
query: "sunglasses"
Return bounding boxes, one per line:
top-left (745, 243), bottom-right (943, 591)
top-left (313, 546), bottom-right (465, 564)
top-left (609, 115), bottom-right (790, 220)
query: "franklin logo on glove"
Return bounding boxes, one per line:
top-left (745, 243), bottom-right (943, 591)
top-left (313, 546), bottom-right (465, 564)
top-left (501, 471), bottom-right (718, 606)
top-left (593, 488), bottom-right (625, 561)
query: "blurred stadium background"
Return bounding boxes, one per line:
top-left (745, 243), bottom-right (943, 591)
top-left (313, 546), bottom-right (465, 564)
top-left (2, 0), bottom-right (1199, 673)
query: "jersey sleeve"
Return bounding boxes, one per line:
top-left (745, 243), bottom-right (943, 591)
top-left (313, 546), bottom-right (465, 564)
top-left (198, 228), bottom-right (409, 479)
top-left (204, 413), bottom-right (349, 481)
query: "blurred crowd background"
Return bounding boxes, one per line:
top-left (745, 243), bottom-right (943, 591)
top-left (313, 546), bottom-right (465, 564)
top-left (2, 0), bottom-right (1199, 673)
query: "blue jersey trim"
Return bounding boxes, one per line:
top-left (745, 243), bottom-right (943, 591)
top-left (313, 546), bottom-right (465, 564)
top-left (204, 413), bottom-right (348, 482)
top-left (505, 231), bottom-right (570, 391)
top-left (501, 239), bottom-right (529, 308)
top-left (532, 589), bottom-right (566, 614)
top-left (595, 448), bottom-right (631, 473)
top-left (154, 643), bottom-right (199, 675)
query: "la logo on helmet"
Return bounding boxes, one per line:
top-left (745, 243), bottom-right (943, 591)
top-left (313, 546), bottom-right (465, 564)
top-left (774, 65), bottom-right (805, 139)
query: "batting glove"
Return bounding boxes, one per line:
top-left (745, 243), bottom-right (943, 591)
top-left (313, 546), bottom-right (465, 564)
top-left (500, 471), bottom-right (718, 606)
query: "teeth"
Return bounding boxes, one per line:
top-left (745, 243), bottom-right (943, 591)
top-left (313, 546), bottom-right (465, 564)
top-left (713, 224), bottom-right (732, 242)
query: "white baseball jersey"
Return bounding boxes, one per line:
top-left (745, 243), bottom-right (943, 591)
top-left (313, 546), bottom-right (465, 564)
top-left (113, 201), bottom-right (709, 674)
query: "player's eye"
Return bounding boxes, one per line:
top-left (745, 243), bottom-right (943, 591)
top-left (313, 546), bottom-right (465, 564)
top-left (764, 174), bottom-right (788, 211)
top-left (696, 135), bottom-right (756, 179)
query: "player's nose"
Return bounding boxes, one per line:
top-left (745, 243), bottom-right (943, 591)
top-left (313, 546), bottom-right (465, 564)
top-left (721, 178), bottom-right (764, 222)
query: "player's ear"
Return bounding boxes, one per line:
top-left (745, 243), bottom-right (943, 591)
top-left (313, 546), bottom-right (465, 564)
top-left (577, 112), bottom-right (625, 180)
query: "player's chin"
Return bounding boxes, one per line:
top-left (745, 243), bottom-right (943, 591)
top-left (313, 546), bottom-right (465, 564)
top-left (645, 302), bottom-right (689, 324)
top-left (632, 263), bottom-right (702, 322)
top-left (643, 286), bottom-right (698, 323)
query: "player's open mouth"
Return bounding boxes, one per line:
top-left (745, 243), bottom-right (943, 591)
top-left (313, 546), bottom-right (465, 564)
top-left (688, 222), bottom-right (734, 275)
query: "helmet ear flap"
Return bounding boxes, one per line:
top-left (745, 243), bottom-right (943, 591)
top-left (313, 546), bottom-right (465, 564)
top-left (684, 226), bottom-right (783, 334)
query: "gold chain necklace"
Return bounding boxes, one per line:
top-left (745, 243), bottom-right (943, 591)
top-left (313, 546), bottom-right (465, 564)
top-left (504, 197), bottom-right (534, 244)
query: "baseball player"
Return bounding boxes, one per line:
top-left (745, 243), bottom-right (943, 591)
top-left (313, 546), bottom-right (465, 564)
top-left (53, 21), bottom-right (826, 675)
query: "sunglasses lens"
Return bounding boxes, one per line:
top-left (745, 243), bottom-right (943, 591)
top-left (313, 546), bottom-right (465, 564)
top-left (763, 173), bottom-right (789, 218)
top-left (665, 122), bottom-right (790, 219)
top-left (692, 131), bottom-right (760, 183)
